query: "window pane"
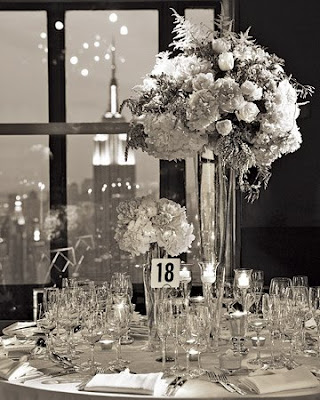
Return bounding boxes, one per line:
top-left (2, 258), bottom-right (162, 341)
top-left (0, 12), bottom-right (48, 123)
top-left (65, 10), bottom-right (158, 123)
top-left (185, 8), bottom-right (215, 29)
top-left (66, 11), bottom-right (159, 285)
top-left (0, 136), bottom-right (50, 319)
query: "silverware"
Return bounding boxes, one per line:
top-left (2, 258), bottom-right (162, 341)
top-left (207, 371), bottom-right (235, 393)
top-left (170, 377), bottom-right (187, 396)
top-left (217, 373), bottom-right (247, 395)
top-left (165, 376), bottom-right (187, 396)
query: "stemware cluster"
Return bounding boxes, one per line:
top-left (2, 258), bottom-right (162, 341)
top-left (35, 273), bottom-right (134, 375)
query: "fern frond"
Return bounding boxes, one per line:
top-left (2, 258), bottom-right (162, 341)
top-left (170, 8), bottom-right (206, 50)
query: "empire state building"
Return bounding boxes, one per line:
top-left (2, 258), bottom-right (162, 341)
top-left (92, 42), bottom-right (136, 278)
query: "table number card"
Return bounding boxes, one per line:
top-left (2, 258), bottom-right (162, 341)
top-left (151, 258), bottom-right (180, 288)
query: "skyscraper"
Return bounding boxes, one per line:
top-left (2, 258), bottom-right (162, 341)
top-left (92, 40), bottom-right (136, 280)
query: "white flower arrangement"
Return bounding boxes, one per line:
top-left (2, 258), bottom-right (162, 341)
top-left (122, 11), bottom-right (314, 201)
top-left (114, 195), bottom-right (195, 256)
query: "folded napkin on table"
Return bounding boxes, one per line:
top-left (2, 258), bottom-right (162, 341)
top-left (83, 369), bottom-right (165, 395)
top-left (241, 366), bottom-right (319, 394)
top-left (0, 357), bottom-right (40, 382)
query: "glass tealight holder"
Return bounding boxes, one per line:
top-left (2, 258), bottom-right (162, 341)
top-left (233, 269), bottom-right (253, 311)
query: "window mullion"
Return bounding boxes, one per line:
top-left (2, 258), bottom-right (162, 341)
top-left (47, 6), bottom-right (68, 284)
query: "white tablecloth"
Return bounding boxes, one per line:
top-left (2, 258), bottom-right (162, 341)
top-left (1, 333), bottom-right (320, 399)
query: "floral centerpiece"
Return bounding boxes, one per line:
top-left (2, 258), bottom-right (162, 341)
top-left (122, 11), bottom-right (314, 201)
top-left (115, 195), bottom-right (195, 350)
top-left (115, 195), bottom-right (195, 256)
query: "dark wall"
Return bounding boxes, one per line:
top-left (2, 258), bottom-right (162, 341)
top-left (238, 0), bottom-right (320, 285)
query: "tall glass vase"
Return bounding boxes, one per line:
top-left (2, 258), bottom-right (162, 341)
top-left (142, 243), bottom-right (165, 351)
top-left (188, 149), bottom-right (238, 347)
top-left (197, 149), bottom-right (237, 277)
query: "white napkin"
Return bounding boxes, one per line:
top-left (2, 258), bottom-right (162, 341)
top-left (0, 336), bottom-right (36, 358)
top-left (241, 366), bottom-right (319, 394)
top-left (0, 357), bottom-right (38, 382)
top-left (84, 369), bottom-right (164, 395)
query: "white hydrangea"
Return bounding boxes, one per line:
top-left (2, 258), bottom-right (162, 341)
top-left (115, 196), bottom-right (195, 257)
top-left (141, 112), bottom-right (207, 160)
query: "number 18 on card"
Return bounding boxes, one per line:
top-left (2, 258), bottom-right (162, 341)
top-left (150, 258), bottom-right (180, 288)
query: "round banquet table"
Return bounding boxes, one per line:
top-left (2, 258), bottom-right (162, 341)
top-left (1, 331), bottom-right (320, 400)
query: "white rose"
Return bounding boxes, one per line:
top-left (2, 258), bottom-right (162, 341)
top-left (211, 38), bottom-right (231, 54)
top-left (216, 119), bottom-right (233, 136)
top-left (241, 81), bottom-right (263, 101)
top-left (218, 52), bottom-right (234, 71)
top-left (236, 102), bottom-right (260, 123)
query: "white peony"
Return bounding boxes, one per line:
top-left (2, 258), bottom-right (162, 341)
top-left (236, 101), bottom-right (260, 123)
top-left (186, 89), bottom-right (220, 132)
top-left (241, 81), bottom-right (263, 101)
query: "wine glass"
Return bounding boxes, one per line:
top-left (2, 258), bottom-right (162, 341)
top-left (168, 295), bottom-right (187, 375)
top-left (292, 285), bottom-right (311, 354)
top-left (58, 288), bottom-right (81, 361)
top-left (81, 311), bottom-right (104, 373)
top-left (105, 303), bottom-right (130, 372)
top-left (189, 304), bottom-right (210, 377)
